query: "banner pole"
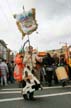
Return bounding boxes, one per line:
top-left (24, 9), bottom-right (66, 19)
top-left (27, 34), bottom-right (33, 70)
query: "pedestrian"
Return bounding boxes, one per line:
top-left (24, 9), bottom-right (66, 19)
top-left (7, 61), bottom-right (15, 84)
top-left (0, 59), bottom-right (9, 86)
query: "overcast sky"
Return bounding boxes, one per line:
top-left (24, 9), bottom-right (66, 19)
top-left (0, 0), bottom-right (71, 52)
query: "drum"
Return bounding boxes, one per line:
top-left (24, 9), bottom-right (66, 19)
top-left (55, 66), bottom-right (68, 81)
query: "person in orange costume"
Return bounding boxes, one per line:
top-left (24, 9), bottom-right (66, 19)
top-left (14, 53), bottom-right (25, 82)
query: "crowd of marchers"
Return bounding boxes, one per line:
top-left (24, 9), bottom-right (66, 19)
top-left (0, 47), bottom-right (71, 87)
top-left (13, 45), bottom-right (71, 88)
top-left (39, 52), bottom-right (69, 86)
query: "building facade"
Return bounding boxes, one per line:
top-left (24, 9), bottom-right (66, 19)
top-left (0, 40), bottom-right (8, 60)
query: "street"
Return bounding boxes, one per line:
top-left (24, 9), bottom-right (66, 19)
top-left (0, 83), bottom-right (71, 108)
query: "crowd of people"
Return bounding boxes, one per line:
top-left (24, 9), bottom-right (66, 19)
top-left (0, 59), bottom-right (15, 86)
top-left (0, 46), bottom-right (71, 88)
top-left (40, 52), bottom-right (68, 86)
top-left (13, 46), bottom-right (71, 88)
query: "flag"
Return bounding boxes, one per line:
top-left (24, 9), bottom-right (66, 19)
top-left (13, 8), bottom-right (38, 39)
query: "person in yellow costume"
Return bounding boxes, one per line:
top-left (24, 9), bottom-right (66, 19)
top-left (65, 46), bottom-right (71, 80)
top-left (68, 51), bottom-right (71, 80)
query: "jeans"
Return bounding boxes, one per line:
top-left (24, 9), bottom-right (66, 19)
top-left (1, 75), bottom-right (7, 86)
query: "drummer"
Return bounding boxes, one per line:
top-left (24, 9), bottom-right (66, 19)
top-left (43, 53), bottom-right (54, 86)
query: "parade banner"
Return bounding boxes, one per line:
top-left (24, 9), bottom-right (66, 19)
top-left (14, 8), bottom-right (38, 39)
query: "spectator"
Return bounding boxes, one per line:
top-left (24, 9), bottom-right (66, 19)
top-left (0, 59), bottom-right (9, 86)
top-left (7, 61), bottom-right (15, 83)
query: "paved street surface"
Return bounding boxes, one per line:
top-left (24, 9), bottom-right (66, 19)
top-left (0, 83), bottom-right (71, 108)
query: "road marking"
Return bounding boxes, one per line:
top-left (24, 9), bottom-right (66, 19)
top-left (35, 92), bottom-right (71, 98)
top-left (0, 85), bottom-right (71, 94)
top-left (0, 91), bottom-right (21, 94)
top-left (43, 85), bottom-right (71, 89)
top-left (1, 85), bottom-right (71, 91)
top-left (0, 97), bottom-right (23, 102)
top-left (2, 88), bottom-right (22, 91)
top-left (0, 91), bottom-right (71, 102)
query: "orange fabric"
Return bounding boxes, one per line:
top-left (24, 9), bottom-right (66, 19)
top-left (14, 54), bottom-right (23, 64)
top-left (38, 52), bottom-right (46, 57)
top-left (14, 64), bottom-right (24, 81)
top-left (14, 53), bottom-right (25, 81)
top-left (14, 71), bottom-right (22, 81)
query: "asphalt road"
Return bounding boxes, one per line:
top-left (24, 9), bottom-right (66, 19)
top-left (0, 83), bottom-right (71, 108)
